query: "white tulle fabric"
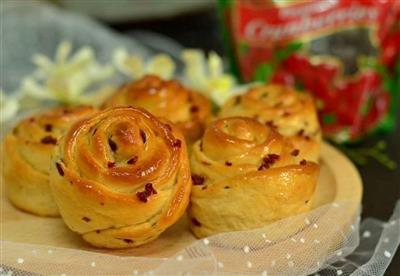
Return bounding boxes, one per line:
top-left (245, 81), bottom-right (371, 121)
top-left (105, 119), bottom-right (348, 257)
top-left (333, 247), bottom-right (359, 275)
top-left (1, 201), bottom-right (400, 275)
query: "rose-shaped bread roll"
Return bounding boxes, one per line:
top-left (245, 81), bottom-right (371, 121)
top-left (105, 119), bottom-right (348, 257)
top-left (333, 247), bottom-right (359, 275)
top-left (49, 106), bottom-right (191, 248)
top-left (189, 117), bottom-right (319, 238)
top-left (102, 75), bottom-right (211, 144)
top-left (2, 106), bottom-right (97, 216)
top-left (219, 84), bottom-right (321, 162)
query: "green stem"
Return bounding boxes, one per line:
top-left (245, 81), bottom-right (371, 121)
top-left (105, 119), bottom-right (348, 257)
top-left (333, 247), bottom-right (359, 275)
top-left (334, 140), bottom-right (397, 170)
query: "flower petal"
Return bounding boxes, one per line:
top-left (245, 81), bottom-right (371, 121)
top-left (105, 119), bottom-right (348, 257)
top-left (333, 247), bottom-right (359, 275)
top-left (0, 90), bottom-right (19, 122)
top-left (32, 54), bottom-right (54, 74)
top-left (208, 52), bottom-right (224, 78)
top-left (181, 49), bottom-right (207, 90)
top-left (112, 47), bottom-right (132, 75)
top-left (146, 54), bottom-right (176, 79)
top-left (55, 40), bottom-right (72, 64)
top-left (21, 78), bottom-right (56, 100)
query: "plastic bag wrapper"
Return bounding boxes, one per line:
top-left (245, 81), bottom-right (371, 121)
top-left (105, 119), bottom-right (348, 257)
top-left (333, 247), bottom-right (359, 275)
top-left (217, 0), bottom-right (400, 143)
top-left (1, 200), bottom-right (400, 275)
top-left (0, 1), bottom-right (151, 93)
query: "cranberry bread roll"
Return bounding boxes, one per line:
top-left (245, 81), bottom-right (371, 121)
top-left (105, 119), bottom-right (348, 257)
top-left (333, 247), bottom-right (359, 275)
top-left (49, 107), bottom-right (191, 248)
top-left (102, 75), bottom-right (211, 144)
top-left (189, 117), bottom-right (319, 238)
top-left (2, 106), bottom-right (97, 216)
top-left (219, 85), bottom-right (321, 162)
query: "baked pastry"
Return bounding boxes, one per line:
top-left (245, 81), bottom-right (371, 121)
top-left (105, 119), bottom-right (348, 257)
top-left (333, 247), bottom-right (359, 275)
top-left (2, 106), bottom-right (97, 216)
top-left (102, 75), bottom-right (211, 144)
top-left (49, 106), bottom-right (191, 248)
top-left (189, 117), bottom-right (319, 238)
top-left (218, 84), bottom-right (321, 162)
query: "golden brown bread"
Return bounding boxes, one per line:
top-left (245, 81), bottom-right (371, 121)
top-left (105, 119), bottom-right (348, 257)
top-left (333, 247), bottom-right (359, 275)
top-left (2, 106), bottom-right (97, 216)
top-left (49, 106), bottom-right (192, 248)
top-left (189, 117), bottom-right (319, 238)
top-left (102, 75), bottom-right (211, 144)
top-left (218, 84), bottom-right (321, 162)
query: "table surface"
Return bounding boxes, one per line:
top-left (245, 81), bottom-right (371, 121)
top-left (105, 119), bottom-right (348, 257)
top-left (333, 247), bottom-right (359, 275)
top-left (109, 7), bottom-right (400, 275)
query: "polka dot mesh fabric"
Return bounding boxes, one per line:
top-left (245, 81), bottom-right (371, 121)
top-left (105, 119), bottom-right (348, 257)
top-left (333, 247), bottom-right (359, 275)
top-left (2, 200), bottom-right (399, 275)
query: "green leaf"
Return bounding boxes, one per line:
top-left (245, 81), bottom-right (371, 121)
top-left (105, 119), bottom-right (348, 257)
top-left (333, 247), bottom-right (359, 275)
top-left (294, 80), bottom-right (304, 91)
top-left (358, 57), bottom-right (399, 135)
top-left (360, 96), bottom-right (372, 116)
top-left (322, 113), bottom-right (337, 124)
top-left (217, 0), bottom-right (234, 9)
top-left (253, 63), bottom-right (275, 83)
top-left (276, 42), bottom-right (303, 62)
top-left (238, 41), bottom-right (249, 55)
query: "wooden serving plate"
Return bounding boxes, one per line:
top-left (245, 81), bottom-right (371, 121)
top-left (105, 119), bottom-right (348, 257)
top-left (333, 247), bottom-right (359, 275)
top-left (1, 142), bottom-right (362, 259)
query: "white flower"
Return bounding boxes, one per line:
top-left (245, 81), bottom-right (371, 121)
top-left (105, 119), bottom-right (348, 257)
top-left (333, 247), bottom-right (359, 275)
top-left (0, 89), bottom-right (20, 123)
top-left (181, 49), bottom-right (237, 106)
top-left (20, 41), bottom-right (114, 105)
top-left (113, 48), bottom-right (175, 80)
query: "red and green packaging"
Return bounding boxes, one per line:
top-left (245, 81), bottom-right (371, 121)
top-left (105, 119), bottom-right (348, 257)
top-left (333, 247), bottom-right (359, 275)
top-left (218, 0), bottom-right (400, 143)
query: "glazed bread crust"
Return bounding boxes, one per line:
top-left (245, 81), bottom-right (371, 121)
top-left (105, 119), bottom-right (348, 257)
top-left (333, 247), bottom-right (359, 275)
top-left (103, 75), bottom-right (211, 144)
top-left (218, 84), bottom-right (321, 162)
top-left (189, 117), bottom-right (319, 238)
top-left (2, 106), bottom-right (97, 216)
top-left (49, 107), bottom-right (192, 248)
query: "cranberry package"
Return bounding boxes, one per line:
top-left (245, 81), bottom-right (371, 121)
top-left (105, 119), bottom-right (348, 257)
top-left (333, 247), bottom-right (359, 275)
top-left (218, 0), bottom-right (400, 142)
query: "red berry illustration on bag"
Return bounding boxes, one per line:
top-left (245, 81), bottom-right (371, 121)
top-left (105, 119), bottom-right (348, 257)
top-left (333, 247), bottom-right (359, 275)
top-left (219, 0), bottom-right (400, 142)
